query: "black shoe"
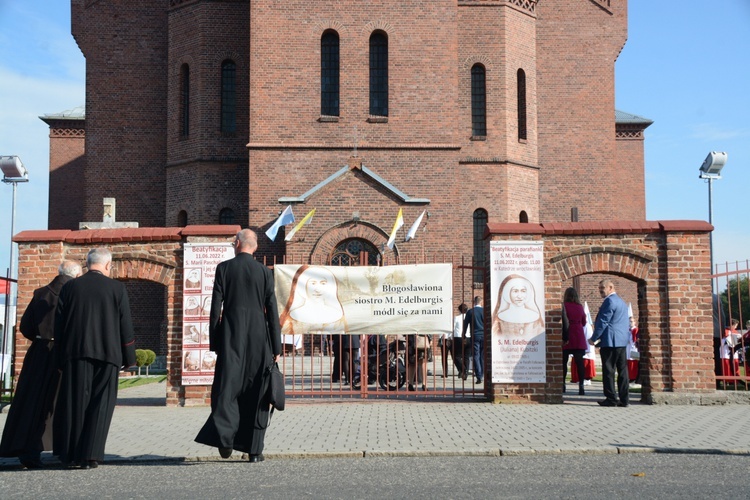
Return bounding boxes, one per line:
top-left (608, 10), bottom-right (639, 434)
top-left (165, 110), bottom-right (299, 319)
top-left (408, 384), bottom-right (416, 391)
top-left (421, 385), bottom-right (427, 391)
top-left (475, 377), bottom-right (482, 384)
top-left (617, 402), bottom-right (629, 407)
top-left (219, 447), bottom-right (233, 459)
top-left (248, 454), bottom-right (265, 463)
top-left (598, 399), bottom-right (618, 407)
top-left (579, 388), bottom-right (585, 396)
top-left (82, 460), bottom-right (98, 469)
top-left (461, 371), bottom-right (468, 381)
top-left (20, 457), bottom-right (44, 469)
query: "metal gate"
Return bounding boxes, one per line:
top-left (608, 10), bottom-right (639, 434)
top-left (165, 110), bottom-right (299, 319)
top-left (266, 254), bottom-right (485, 399)
top-left (714, 260), bottom-right (750, 391)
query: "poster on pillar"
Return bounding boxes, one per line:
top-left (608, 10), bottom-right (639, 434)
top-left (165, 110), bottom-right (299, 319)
top-left (490, 241), bottom-right (546, 383)
top-left (274, 264), bottom-right (453, 336)
top-left (181, 242), bottom-right (234, 386)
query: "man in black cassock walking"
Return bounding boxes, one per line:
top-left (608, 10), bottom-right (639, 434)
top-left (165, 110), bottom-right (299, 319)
top-left (195, 229), bottom-right (281, 463)
top-left (0, 260), bottom-right (81, 468)
top-left (53, 248), bottom-right (136, 469)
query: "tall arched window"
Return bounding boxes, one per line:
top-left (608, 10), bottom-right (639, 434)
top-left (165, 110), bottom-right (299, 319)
top-left (369, 32), bottom-right (388, 117)
top-left (221, 60), bottom-right (237, 133)
top-left (473, 209), bottom-right (488, 284)
top-left (471, 64), bottom-right (486, 137)
top-left (517, 68), bottom-right (527, 141)
top-left (180, 64), bottom-right (190, 138)
top-left (519, 211), bottom-right (529, 223)
top-left (330, 238), bottom-right (380, 266)
top-left (219, 208), bottom-right (235, 225)
top-left (321, 31), bottom-right (340, 116)
top-left (177, 210), bottom-right (188, 227)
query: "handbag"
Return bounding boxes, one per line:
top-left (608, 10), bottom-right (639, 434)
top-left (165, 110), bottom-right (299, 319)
top-left (266, 362), bottom-right (285, 411)
top-left (416, 335), bottom-right (431, 350)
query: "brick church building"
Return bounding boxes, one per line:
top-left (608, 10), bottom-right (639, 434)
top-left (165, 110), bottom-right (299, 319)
top-left (41, 0), bottom-right (652, 354)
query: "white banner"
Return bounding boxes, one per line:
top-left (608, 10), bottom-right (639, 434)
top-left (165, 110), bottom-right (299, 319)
top-left (181, 243), bottom-right (234, 386)
top-left (275, 264), bottom-right (453, 336)
top-left (489, 241), bottom-right (546, 383)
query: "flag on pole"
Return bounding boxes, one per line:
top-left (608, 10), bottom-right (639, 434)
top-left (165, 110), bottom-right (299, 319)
top-left (265, 205), bottom-right (295, 241)
top-left (285, 208), bottom-right (316, 241)
top-left (386, 208), bottom-right (404, 249)
top-left (405, 210), bottom-right (426, 242)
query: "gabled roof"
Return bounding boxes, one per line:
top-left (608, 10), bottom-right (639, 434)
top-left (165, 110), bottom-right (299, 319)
top-left (615, 109), bottom-right (653, 126)
top-left (278, 162), bottom-right (430, 204)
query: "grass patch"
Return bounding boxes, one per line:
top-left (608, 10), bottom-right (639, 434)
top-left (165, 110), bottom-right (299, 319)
top-left (118, 375), bottom-right (167, 390)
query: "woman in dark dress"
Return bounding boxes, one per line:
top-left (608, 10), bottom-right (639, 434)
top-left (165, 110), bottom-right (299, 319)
top-left (562, 287), bottom-right (588, 396)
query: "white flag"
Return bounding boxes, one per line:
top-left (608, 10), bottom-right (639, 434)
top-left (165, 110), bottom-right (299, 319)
top-left (405, 210), bottom-right (426, 242)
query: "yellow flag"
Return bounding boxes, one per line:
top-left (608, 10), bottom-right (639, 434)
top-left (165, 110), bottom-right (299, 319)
top-left (386, 208), bottom-right (404, 249)
top-left (285, 209), bottom-right (316, 241)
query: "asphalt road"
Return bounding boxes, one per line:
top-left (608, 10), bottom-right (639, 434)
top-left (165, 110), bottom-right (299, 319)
top-left (1, 453), bottom-right (749, 499)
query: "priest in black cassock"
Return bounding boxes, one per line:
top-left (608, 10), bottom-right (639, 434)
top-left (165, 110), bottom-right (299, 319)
top-left (0, 260), bottom-right (81, 468)
top-left (53, 247), bottom-right (136, 469)
top-left (195, 229), bottom-right (281, 463)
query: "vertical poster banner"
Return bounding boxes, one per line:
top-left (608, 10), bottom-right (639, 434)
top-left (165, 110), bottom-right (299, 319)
top-left (182, 243), bottom-right (234, 386)
top-left (489, 241), bottom-right (546, 383)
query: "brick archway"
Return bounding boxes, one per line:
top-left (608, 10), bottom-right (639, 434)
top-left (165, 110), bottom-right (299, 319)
top-left (13, 225), bottom-right (239, 406)
top-left (486, 220), bottom-right (716, 405)
top-left (310, 221), bottom-right (394, 264)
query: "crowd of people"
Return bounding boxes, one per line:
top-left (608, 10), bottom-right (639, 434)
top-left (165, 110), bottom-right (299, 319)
top-left (3, 233), bottom-right (705, 470)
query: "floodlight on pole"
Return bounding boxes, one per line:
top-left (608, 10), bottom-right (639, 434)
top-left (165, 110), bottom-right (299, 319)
top-left (1, 155), bottom-right (29, 392)
top-left (698, 151), bottom-right (727, 293)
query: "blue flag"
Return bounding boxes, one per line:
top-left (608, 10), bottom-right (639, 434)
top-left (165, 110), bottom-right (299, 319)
top-left (265, 205), bottom-right (295, 241)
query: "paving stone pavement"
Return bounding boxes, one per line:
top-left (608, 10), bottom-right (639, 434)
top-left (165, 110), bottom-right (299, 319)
top-left (2, 379), bottom-right (750, 467)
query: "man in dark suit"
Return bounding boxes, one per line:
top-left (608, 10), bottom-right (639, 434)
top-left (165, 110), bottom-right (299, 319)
top-left (463, 296), bottom-right (484, 384)
top-left (195, 229), bottom-right (281, 463)
top-left (589, 278), bottom-right (631, 407)
top-left (0, 260), bottom-right (81, 468)
top-left (53, 248), bottom-right (136, 469)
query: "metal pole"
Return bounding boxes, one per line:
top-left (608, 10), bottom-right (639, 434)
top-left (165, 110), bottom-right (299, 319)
top-left (708, 177), bottom-right (715, 295)
top-left (2, 181), bottom-right (17, 390)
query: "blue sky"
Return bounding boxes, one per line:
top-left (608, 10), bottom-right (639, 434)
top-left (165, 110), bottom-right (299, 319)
top-left (0, 1), bottom-right (749, 279)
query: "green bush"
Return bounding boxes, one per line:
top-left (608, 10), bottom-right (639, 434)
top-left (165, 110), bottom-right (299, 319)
top-left (144, 349), bottom-right (156, 366)
top-left (135, 349), bottom-right (148, 367)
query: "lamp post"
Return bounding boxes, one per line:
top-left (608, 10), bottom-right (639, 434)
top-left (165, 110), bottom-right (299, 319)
top-left (698, 151), bottom-right (728, 293)
top-left (1, 155), bottom-right (29, 391)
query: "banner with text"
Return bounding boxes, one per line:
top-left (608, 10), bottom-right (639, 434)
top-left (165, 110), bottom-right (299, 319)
top-left (181, 242), bottom-right (234, 386)
top-left (275, 263), bottom-right (453, 336)
top-left (489, 241), bottom-right (546, 383)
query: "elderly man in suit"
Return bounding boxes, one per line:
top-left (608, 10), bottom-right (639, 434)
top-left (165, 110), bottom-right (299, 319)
top-left (53, 248), bottom-right (136, 469)
top-left (195, 229), bottom-right (281, 463)
top-left (589, 278), bottom-right (631, 407)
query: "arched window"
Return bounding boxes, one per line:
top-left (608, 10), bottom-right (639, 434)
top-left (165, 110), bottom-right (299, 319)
top-left (472, 209), bottom-right (488, 284)
top-left (219, 208), bottom-right (235, 225)
top-left (330, 238), bottom-right (380, 266)
top-left (180, 64), bottom-right (190, 138)
top-left (369, 32), bottom-right (388, 117)
top-left (519, 211), bottom-right (529, 223)
top-left (177, 210), bottom-right (188, 227)
top-left (517, 68), bottom-right (527, 141)
top-left (321, 31), bottom-right (340, 116)
top-left (221, 60), bottom-right (237, 133)
top-left (471, 64), bottom-right (486, 137)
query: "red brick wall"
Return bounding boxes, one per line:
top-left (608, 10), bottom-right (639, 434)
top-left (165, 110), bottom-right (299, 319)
top-left (486, 220), bottom-right (715, 404)
top-left (72, 0), bottom-right (168, 227)
top-left (46, 120), bottom-right (86, 230)
top-left (536, 0), bottom-right (632, 222)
